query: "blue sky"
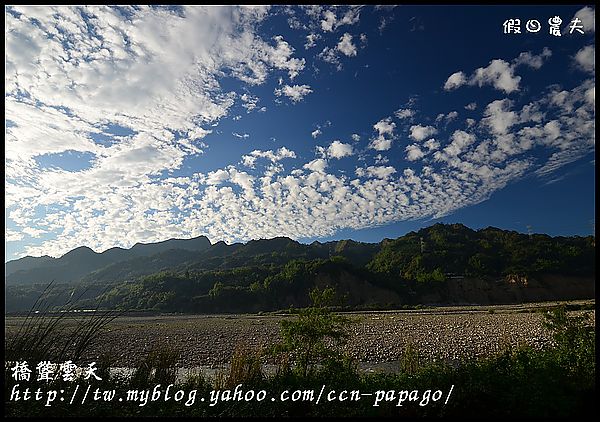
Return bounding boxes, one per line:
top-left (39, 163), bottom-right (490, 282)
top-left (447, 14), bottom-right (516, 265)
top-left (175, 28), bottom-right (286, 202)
top-left (5, 5), bottom-right (596, 261)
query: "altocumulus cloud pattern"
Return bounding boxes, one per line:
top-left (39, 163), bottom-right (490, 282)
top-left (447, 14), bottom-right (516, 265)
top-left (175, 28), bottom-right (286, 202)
top-left (5, 5), bottom-right (595, 259)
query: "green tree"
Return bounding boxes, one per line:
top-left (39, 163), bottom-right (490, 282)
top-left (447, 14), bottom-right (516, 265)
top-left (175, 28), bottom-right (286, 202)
top-left (466, 254), bottom-right (485, 277)
top-left (270, 287), bottom-right (351, 377)
top-left (208, 281), bottom-right (224, 297)
top-left (542, 306), bottom-right (595, 380)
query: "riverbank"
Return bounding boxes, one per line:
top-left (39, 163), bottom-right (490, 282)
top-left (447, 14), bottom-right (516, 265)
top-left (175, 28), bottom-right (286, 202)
top-left (5, 300), bottom-right (594, 368)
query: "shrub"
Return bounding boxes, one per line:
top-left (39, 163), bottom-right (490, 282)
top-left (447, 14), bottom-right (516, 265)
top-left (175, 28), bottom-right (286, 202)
top-left (268, 287), bottom-right (352, 378)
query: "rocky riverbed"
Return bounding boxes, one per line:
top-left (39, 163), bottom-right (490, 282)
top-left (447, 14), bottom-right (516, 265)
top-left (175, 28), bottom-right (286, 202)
top-left (4, 301), bottom-right (594, 369)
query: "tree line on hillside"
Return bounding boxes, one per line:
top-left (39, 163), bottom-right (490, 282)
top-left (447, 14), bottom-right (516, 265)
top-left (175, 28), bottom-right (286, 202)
top-left (4, 223), bottom-right (595, 313)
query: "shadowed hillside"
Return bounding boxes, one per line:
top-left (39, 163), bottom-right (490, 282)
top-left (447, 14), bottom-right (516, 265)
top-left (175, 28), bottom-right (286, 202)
top-left (5, 223), bottom-right (595, 313)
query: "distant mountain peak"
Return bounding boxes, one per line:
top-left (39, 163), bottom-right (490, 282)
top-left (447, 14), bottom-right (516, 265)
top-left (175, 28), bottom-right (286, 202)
top-left (6, 234), bottom-right (212, 283)
top-left (62, 246), bottom-right (97, 258)
top-left (250, 236), bottom-right (296, 242)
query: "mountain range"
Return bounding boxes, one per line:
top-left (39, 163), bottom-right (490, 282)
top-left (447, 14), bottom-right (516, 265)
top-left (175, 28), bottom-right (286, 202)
top-left (5, 234), bottom-right (378, 285)
top-left (5, 223), bottom-right (595, 313)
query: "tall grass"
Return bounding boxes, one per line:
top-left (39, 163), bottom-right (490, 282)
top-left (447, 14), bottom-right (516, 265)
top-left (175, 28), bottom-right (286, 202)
top-left (5, 281), bottom-right (120, 365)
top-left (214, 344), bottom-right (264, 389)
top-left (131, 346), bottom-right (180, 386)
top-left (399, 341), bottom-right (421, 374)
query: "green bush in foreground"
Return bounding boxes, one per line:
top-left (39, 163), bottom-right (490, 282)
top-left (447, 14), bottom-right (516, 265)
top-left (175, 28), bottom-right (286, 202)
top-left (268, 287), bottom-right (352, 378)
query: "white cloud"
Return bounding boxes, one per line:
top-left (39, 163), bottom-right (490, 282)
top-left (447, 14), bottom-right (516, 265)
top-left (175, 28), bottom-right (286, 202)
top-left (241, 147), bottom-right (296, 168)
top-left (268, 35), bottom-right (306, 80)
top-left (338, 8), bottom-right (361, 27)
top-left (240, 93), bottom-right (260, 112)
top-left (444, 71), bottom-right (467, 90)
top-left (351, 133), bottom-right (361, 142)
top-left (319, 7), bottom-right (360, 32)
top-left (513, 47), bottom-right (552, 69)
top-left (274, 84), bottom-right (313, 103)
top-left (436, 111), bottom-right (458, 124)
top-left (311, 129), bottom-right (322, 138)
top-left (318, 46), bottom-right (342, 70)
top-left (374, 118), bottom-right (396, 136)
top-left (464, 102), bottom-right (477, 111)
top-left (406, 136), bottom-right (440, 161)
top-left (374, 154), bottom-right (389, 164)
top-left (574, 45), bottom-right (595, 73)
top-left (481, 99), bottom-right (517, 135)
top-left (6, 5), bottom-right (302, 127)
top-left (22, 227), bottom-right (46, 238)
top-left (229, 168), bottom-right (255, 195)
top-left (304, 158), bottom-right (328, 173)
top-left (424, 138), bottom-right (440, 151)
top-left (6, 229), bottom-right (25, 242)
top-left (369, 137), bottom-right (392, 151)
top-left (328, 140), bottom-right (354, 158)
top-left (409, 124), bottom-right (438, 141)
top-left (232, 132), bottom-right (250, 139)
top-left (470, 59), bottom-right (521, 93)
top-left (321, 10), bottom-right (336, 31)
top-left (241, 156), bottom-right (258, 168)
top-left (315, 146), bottom-right (327, 158)
top-left (569, 6), bottom-right (595, 34)
top-left (443, 130), bottom-right (476, 156)
top-left (585, 86), bottom-right (595, 106)
top-left (337, 33), bottom-right (357, 57)
top-left (305, 33), bottom-right (320, 49)
top-left (206, 169), bottom-right (230, 185)
top-left (355, 165), bottom-right (396, 179)
top-left (444, 49), bottom-right (552, 94)
top-left (369, 117), bottom-right (396, 151)
top-left (395, 108), bottom-right (415, 119)
top-left (446, 111), bottom-right (459, 122)
top-left (317, 31), bottom-right (361, 68)
top-left (405, 144), bottom-right (425, 161)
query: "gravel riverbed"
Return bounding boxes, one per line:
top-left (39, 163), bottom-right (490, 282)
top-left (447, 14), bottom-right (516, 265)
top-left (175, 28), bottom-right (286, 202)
top-left (5, 301), bottom-right (594, 369)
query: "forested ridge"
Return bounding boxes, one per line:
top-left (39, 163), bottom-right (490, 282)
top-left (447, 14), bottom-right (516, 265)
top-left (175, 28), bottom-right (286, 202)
top-left (5, 223), bottom-right (595, 313)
